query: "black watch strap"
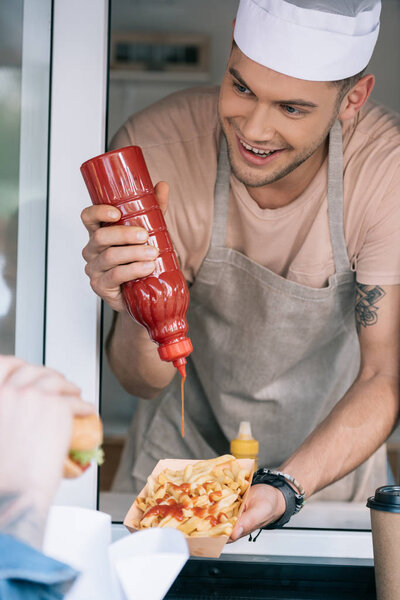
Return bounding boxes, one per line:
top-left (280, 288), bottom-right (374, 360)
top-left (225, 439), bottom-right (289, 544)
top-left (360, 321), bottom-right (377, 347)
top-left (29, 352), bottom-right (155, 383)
top-left (251, 469), bottom-right (300, 529)
top-left (261, 478), bottom-right (296, 529)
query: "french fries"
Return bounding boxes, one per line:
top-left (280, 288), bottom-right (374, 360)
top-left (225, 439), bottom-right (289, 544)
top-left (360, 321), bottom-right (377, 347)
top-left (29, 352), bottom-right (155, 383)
top-left (136, 455), bottom-right (252, 538)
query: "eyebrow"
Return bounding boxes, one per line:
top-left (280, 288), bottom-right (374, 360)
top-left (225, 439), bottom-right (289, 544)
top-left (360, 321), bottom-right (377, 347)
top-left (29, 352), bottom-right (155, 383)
top-left (228, 67), bottom-right (319, 109)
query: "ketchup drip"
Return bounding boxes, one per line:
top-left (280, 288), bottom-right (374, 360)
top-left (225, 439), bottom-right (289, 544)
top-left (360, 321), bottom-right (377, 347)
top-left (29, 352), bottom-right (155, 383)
top-left (180, 371), bottom-right (186, 438)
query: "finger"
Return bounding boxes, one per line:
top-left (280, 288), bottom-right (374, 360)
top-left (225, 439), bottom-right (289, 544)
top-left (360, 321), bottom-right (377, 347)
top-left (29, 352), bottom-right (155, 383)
top-left (0, 355), bottom-right (26, 383)
top-left (87, 243), bottom-right (159, 276)
top-left (96, 261), bottom-right (157, 290)
top-left (30, 372), bottom-right (82, 396)
top-left (230, 487), bottom-right (280, 541)
top-left (154, 181), bottom-right (169, 214)
top-left (84, 225), bottom-right (149, 260)
top-left (3, 364), bottom-right (80, 393)
top-left (68, 398), bottom-right (97, 416)
top-left (81, 205), bottom-right (121, 234)
top-left (231, 502), bottom-right (266, 541)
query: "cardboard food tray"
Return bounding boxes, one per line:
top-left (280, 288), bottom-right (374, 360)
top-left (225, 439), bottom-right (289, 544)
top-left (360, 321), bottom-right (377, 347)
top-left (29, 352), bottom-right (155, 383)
top-left (124, 457), bottom-right (255, 558)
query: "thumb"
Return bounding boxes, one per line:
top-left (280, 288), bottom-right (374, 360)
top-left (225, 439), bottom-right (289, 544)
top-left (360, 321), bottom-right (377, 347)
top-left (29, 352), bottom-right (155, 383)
top-left (231, 501), bottom-right (266, 541)
top-left (154, 181), bottom-right (169, 214)
top-left (230, 485), bottom-right (284, 541)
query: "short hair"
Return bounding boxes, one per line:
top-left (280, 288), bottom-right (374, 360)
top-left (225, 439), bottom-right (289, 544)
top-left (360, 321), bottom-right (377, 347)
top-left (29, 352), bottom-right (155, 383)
top-left (331, 68), bottom-right (367, 97)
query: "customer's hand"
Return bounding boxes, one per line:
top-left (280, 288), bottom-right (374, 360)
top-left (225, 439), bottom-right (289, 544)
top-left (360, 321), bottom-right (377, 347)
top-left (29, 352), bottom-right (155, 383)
top-left (0, 355), bottom-right (95, 549)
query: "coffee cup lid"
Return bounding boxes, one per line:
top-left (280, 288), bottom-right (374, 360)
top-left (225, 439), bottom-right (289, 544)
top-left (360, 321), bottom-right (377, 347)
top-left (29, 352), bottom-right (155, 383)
top-left (367, 485), bottom-right (400, 513)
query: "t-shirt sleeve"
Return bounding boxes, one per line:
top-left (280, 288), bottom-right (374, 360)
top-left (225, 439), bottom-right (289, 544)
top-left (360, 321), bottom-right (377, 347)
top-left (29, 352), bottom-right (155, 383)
top-left (108, 124), bottom-right (133, 151)
top-left (355, 165), bottom-right (400, 286)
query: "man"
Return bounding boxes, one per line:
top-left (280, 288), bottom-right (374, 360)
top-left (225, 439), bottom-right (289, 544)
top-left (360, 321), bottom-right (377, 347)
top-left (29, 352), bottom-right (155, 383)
top-left (81, 0), bottom-right (400, 539)
top-left (0, 356), bottom-right (95, 597)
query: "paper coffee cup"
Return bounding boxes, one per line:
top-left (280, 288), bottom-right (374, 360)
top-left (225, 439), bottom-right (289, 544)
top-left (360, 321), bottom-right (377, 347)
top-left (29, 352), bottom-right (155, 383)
top-left (367, 485), bottom-right (400, 600)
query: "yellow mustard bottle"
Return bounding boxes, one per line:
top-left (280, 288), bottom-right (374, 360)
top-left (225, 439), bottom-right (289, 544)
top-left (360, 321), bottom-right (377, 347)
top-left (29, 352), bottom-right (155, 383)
top-left (230, 421), bottom-right (259, 468)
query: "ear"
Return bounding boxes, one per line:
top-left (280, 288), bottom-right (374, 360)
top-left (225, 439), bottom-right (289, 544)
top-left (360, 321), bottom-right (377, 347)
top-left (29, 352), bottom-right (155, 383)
top-left (338, 74), bottom-right (375, 121)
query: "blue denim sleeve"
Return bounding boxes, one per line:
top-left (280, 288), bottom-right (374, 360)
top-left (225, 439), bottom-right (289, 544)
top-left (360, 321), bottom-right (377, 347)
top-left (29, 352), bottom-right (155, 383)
top-left (0, 534), bottom-right (79, 600)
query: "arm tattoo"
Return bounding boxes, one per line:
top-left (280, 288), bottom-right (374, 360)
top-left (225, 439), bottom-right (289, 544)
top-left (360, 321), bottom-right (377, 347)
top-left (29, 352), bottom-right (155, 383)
top-left (355, 283), bottom-right (386, 333)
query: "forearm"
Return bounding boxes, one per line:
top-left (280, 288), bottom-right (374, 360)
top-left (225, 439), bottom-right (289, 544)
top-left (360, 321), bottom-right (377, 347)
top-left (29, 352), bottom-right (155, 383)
top-left (0, 491), bottom-right (48, 550)
top-left (279, 371), bottom-right (399, 498)
top-left (107, 310), bottom-right (175, 398)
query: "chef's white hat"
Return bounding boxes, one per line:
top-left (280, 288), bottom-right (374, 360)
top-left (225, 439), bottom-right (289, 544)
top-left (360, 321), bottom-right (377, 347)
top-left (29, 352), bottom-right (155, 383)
top-left (233, 0), bottom-right (381, 81)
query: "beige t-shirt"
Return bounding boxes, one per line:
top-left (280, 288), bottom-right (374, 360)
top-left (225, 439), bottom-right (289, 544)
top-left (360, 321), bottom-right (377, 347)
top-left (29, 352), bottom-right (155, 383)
top-left (110, 87), bottom-right (400, 288)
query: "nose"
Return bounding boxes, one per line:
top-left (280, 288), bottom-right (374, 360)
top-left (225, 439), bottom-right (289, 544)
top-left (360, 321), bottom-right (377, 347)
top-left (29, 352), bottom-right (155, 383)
top-left (241, 102), bottom-right (276, 143)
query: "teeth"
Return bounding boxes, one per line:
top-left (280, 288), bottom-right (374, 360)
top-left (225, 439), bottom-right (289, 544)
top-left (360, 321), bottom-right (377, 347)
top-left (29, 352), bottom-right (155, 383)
top-left (241, 141), bottom-right (254, 151)
top-left (240, 139), bottom-right (274, 156)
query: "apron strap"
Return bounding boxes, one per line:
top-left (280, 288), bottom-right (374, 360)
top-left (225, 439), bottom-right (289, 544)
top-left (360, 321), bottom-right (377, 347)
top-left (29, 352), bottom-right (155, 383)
top-left (327, 120), bottom-right (351, 274)
top-left (210, 135), bottom-right (230, 249)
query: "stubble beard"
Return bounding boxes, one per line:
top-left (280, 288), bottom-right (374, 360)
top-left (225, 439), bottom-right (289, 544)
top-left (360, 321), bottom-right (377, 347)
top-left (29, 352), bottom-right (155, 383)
top-left (222, 111), bottom-right (339, 188)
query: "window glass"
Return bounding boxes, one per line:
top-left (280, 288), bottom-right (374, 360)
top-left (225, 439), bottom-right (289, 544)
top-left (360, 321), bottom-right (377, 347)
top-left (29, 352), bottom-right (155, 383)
top-left (0, 0), bottom-right (51, 363)
top-left (0, 1), bottom-right (23, 355)
top-left (99, 0), bottom-right (400, 532)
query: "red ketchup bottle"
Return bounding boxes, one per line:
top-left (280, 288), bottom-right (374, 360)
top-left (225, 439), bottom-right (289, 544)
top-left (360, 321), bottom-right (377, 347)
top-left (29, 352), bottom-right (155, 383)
top-left (80, 146), bottom-right (193, 382)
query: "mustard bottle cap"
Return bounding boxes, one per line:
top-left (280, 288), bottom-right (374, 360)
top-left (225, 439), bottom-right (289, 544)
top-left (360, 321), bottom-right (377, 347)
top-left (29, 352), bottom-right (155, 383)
top-left (238, 421), bottom-right (253, 439)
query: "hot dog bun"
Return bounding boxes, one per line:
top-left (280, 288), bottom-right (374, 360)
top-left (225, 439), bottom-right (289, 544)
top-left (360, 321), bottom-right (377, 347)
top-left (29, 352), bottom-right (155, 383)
top-left (63, 413), bottom-right (103, 479)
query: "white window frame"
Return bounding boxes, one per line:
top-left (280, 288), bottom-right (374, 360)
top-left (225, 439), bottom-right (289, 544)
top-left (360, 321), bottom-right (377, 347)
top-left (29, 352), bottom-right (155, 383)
top-left (46, 0), bottom-right (108, 508)
top-left (15, 0), bottom-right (52, 364)
top-left (45, 0), bottom-right (373, 561)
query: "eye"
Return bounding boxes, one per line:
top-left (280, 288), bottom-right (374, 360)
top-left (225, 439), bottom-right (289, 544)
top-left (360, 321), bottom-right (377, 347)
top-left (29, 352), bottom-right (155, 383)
top-left (233, 82), bottom-right (250, 95)
top-left (281, 104), bottom-right (304, 116)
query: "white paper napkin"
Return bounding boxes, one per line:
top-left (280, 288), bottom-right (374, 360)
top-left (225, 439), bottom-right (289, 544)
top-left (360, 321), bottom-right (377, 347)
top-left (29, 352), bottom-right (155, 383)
top-left (43, 506), bottom-right (120, 599)
top-left (43, 506), bottom-right (189, 600)
top-left (109, 528), bottom-right (189, 600)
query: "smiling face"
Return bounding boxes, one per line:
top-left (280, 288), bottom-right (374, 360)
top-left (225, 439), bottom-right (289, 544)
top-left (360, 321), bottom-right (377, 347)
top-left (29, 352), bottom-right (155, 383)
top-left (218, 45), bottom-right (341, 190)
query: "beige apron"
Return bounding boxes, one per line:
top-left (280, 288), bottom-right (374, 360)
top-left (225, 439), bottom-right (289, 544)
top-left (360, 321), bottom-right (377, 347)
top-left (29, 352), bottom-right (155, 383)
top-left (113, 121), bottom-right (386, 501)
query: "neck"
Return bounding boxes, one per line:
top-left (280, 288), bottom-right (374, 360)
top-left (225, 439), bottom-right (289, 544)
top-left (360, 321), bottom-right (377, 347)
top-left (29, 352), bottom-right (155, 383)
top-left (246, 138), bottom-right (328, 210)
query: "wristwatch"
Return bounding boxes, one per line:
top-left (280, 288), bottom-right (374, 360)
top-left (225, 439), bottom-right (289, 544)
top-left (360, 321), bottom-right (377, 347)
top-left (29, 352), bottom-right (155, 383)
top-left (251, 468), bottom-right (306, 529)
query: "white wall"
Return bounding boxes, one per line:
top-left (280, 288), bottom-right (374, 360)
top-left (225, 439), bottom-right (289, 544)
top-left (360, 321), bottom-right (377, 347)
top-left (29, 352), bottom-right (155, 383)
top-left (367, 0), bottom-right (400, 110)
top-left (108, 0), bottom-right (238, 140)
